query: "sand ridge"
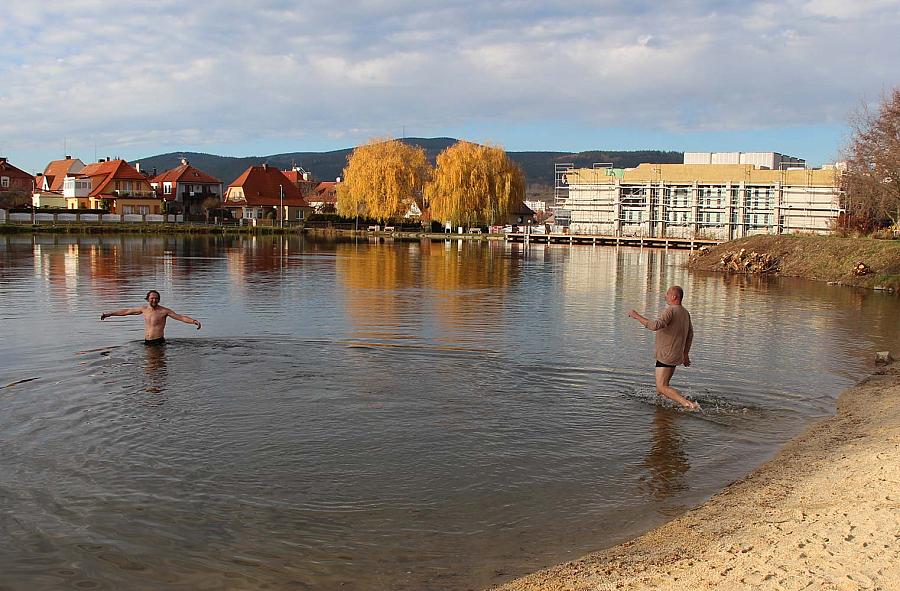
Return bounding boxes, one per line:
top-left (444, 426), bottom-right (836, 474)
top-left (491, 363), bottom-right (900, 591)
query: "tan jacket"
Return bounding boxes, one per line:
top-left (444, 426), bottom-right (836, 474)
top-left (648, 304), bottom-right (693, 366)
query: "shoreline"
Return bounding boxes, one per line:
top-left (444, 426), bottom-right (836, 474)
top-left (0, 224), bottom-right (504, 241)
top-left (687, 235), bottom-right (900, 292)
top-left (490, 359), bottom-right (900, 591)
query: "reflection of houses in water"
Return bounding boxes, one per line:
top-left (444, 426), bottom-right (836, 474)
top-left (222, 235), bottom-right (301, 294)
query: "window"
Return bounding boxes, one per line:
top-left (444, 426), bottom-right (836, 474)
top-left (122, 205), bottom-right (150, 215)
top-left (164, 182), bottom-right (172, 195)
top-left (1, 176), bottom-right (8, 188)
top-left (621, 187), bottom-right (646, 207)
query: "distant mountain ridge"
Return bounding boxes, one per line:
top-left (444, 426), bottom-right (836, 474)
top-left (133, 138), bottom-right (683, 187)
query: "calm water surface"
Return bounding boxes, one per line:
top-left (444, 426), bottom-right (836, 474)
top-left (1, 234), bottom-right (898, 590)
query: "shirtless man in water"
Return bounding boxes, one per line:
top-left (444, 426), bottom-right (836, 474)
top-left (101, 290), bottom-right (201, 345)
top-left (628, 285), bottom-right (699, 411)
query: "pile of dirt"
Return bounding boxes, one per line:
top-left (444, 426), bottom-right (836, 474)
top-left (687, 235), bottom-right (900, 291)
top-left (713, 248), bottom-right (780, 274)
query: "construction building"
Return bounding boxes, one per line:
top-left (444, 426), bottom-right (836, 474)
top-left (556, 154), bottom-right (842, 240)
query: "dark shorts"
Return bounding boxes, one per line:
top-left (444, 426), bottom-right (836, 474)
top-left (144, 337), bottom-right (166, 346)
top-left (655, 360), bottom-right (677, 368)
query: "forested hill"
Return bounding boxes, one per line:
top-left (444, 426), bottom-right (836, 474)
top-left (133, 138), bottom-right (683, 186)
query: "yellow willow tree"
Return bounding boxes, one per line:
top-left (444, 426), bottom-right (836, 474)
top-left (336, 138), bottom-right (431, 222)
top-left (425, 141), bottom-right (525, 227)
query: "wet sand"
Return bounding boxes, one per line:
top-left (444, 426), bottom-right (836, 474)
top-left (491, 361), bottom-right (900, 591)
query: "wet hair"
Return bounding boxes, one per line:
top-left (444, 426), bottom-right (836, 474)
top-left (671, 285), bottom-right (684, 300)
top-left (145, 290), bottom-right (161, 301)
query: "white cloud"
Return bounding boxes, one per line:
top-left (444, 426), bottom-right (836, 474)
top-left (0, 0), bottom-right (898, 169)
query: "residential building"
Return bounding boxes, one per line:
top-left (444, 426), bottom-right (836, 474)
top-left (308, 180), bottom-right (339, 214)
top-left (223, 164), bottom-right (312, 222)
top-left (525, 200), bottom-right (547, 213)
top-left (66, 158), bottom-right (159, 213)
top-left (150, 158), bottom-right (223, 218)
top-left (33, 156), bottom-right (86, 208)
top-left (0, 157), bottom-right (35, 206)
top-left (281, 166), bottom-right (318, 199)
top-left (507, 201), bottom-right (537, 226)
top-left (565, 163), bottom-right (842, 239)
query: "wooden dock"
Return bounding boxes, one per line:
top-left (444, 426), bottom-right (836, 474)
top-left (504, 233), bottom-right (721, 249)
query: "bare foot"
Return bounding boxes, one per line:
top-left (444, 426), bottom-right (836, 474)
top-left (683, 400), bottom-right (701, 412)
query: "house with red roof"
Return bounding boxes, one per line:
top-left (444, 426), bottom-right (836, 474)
top-left (33, 156), bottom-right (86, 208)
top-left (280, 166), bottom-right (318, 199)
top-left (223, 164), bottom-right (312, 223)
top-left (308, 180), bottom-right (340, 214)
top-left (65, 158), bottom-right (159, 213)
top-left (150, 158), bottom-right (223, 218)
top-left (0, 157), bottom-right (36, 207)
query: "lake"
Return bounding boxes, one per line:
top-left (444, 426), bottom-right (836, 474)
top-left (1, 233), bottom-right (898, 590)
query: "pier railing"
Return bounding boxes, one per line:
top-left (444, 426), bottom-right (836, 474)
top-left (505, 232), bottom-right (720, 249)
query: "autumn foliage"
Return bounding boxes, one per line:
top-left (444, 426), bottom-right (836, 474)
top-left (336, 138), bottom-right (431, 222)
top-left (425, 141), bottom-right (525, 226)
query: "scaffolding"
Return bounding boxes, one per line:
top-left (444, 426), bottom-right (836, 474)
top-left (553, 163), bottom-right (574, 227)
top-left (563, 166), bottom-right (844, 239)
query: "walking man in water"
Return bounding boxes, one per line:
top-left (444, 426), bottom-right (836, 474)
top-left (628, 285), bottom-right (699, 411)
top-left (101, 290), bottom-right (201, 345)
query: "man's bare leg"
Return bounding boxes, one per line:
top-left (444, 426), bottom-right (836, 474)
top-left (655, 366), bottom-right (699, 411)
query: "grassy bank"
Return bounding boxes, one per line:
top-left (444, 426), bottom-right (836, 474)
top-left (687, 234), bottom-right (900, 291)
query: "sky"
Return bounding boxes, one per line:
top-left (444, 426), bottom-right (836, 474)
top-left (1, 0), bottom-right (899, 174)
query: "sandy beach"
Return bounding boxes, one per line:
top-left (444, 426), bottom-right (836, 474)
top-left (492, 359), bottom-right (900, 591)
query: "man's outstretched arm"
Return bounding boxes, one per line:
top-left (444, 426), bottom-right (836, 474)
top-left (628, 309), bottom-right (651, 328)
top-left (628, 308), bottom-right (669, 331)
top-left (100, 307), bottom-right (143, 320)
top-left (167, 310), bottom-right (201, 329)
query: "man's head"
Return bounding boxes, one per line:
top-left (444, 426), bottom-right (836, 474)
top-left (665, 285), bottom-right (684, 305)
top-left (145, 290), bottom-right (161, 308)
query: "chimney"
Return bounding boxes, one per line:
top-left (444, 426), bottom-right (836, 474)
top-left (262, 163), bottom-right (268, 171)
top-left (0, 157), bottom-right (6, 163)
top-left (302, 172), bottom-right (309, 181)
top-left (134, 162), bottom-right (141, 173)
top-left (336, 176), bottom-right (341, 182)
top-left (65, 155), bottom-right (72, 160)
top-left (98, 158), bottom-right (104, 163)
top-left (181, 158), bottom-right (188, 166)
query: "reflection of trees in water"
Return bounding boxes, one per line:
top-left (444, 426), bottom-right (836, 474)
top-left (423, 240), bottom-right (517, 333)
top-left (336, 239), bottom-right (521, 339)
top-left (336, 241), bottom-right (421, 339)
top-left (642, 408), bottom-right (690, 502)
